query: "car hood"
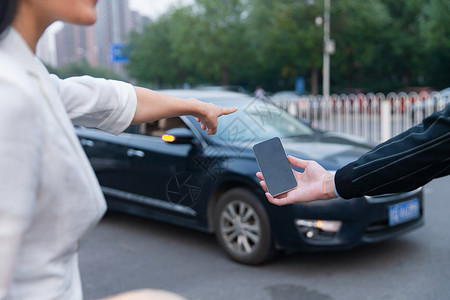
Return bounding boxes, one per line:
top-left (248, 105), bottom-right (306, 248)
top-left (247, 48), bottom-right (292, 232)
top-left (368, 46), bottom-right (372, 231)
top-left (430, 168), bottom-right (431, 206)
top-left (281, 132), bottom-right (373, 170)
top-left (223, 132), bottom-right (372, 171)
top-left (212, 129), bottom-right (374, 170)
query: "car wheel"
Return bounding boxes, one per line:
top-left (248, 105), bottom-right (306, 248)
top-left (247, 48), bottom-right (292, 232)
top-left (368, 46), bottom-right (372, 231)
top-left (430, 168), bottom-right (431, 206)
top-left (214, 188), bottom-right (275, 265)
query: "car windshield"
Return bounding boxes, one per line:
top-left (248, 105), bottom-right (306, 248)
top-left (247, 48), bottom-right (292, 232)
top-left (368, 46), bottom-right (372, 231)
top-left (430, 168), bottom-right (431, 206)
top-left (214, 98), bottom-right (314, 142)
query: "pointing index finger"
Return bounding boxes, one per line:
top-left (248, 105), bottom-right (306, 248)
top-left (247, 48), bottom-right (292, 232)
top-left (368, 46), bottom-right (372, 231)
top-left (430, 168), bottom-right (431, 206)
top-left (222, 107), bottom-right (238, 115)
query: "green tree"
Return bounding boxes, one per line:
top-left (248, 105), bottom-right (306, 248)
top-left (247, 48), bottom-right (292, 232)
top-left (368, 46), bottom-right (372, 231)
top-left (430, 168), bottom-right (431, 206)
top-left (247, 0), bottom-right (390, 93)
top-left (51, 60), bottom-right (123, 80)
top-left (127, 15), bottom-right (188, 88)
top-left (246, 0), bottom-right (323, 93)
top-left (127, 0), bottom-right (253, 88)
top-left (374, 0), bottom-right (428, 90)
top-left (125, 0), bottom-right (447, 93)
top-left (419, 0), bottom-right (450, 89)
top-left (170, 0), bottom-right (253, 86)
top-left (330, 0), bottom-right (390, 91)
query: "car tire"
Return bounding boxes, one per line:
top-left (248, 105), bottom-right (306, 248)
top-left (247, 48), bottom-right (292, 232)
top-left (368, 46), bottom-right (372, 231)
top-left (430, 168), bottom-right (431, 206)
top-left (214, 188), bottom-right (276, 265)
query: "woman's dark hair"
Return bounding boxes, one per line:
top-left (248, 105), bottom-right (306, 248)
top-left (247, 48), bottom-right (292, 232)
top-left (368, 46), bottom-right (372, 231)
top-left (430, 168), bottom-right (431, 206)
top-left (0, 0), bottom-right (18, 36)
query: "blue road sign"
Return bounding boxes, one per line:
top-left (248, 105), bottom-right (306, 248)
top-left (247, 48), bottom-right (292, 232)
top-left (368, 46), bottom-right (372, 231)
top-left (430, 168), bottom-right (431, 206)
top-left (110, 43), bottom-right (129, 64)
top-left (295, 76), bottom-right (305, 94)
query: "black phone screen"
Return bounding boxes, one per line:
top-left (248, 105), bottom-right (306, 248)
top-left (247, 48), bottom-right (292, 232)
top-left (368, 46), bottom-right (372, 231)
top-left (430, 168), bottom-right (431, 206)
top-left (253, 137), bottom-right (298, 196)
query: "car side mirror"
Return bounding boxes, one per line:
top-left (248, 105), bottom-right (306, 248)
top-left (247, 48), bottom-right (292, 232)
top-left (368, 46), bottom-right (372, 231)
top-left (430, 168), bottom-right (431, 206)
top-left (162, 128), bottom-right (195, 144)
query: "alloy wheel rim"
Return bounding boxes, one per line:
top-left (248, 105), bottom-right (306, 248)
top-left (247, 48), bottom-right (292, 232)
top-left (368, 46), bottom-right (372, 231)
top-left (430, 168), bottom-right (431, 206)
top-left (220, 200), bottom-right (261, 255)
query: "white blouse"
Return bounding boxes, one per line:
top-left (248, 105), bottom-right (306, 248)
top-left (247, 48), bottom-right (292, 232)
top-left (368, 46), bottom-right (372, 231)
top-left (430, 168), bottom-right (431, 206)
top-left (0, 28), bottom-right (137, 299)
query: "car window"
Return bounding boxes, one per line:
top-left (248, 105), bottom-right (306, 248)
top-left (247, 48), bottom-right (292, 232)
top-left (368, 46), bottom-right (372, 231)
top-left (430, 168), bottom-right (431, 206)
top-left (125, 117), bottom-right (188, 137)
top-left (124, 124), bottom-right (140, 134)
top-left (216, 100), bottom-right (314, 142)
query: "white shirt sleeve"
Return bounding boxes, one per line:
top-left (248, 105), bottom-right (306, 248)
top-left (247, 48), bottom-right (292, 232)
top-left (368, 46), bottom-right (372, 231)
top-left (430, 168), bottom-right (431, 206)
top-left (50, 75), bottom-right (138, 135)
top-left (0, 84), bottom-right (42, 299)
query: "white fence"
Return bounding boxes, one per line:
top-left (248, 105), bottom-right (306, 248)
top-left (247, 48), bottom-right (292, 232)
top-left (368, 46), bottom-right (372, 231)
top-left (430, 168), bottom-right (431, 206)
top-left (272, 91), bottom-right (449, 143)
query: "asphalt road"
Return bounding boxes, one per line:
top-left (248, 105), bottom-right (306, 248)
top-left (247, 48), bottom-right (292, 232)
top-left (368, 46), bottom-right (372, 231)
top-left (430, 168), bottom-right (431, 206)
top-left (79, 177), bottom-right (450, 300)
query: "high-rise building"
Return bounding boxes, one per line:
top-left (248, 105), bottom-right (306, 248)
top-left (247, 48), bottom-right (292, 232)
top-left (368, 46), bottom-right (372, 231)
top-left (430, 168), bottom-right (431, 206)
top-left (96, 0), bottom-right (132, 67)
top-left (55, 24), bottom-right (97, 67)
top-left (52, 0), bottom-right (148, 74)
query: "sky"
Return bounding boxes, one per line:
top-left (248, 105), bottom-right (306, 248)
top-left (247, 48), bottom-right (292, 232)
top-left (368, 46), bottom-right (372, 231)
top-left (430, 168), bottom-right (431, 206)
top-left (129, 0), bottom-right (195, 19)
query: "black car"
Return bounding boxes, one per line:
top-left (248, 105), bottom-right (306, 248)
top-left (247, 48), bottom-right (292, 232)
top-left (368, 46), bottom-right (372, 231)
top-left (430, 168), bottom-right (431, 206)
top-left (76, 90), bottom-right (423, 265)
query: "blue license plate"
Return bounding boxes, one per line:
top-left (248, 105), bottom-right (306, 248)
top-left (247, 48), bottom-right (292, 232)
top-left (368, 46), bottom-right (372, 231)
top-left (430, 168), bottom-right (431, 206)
top-left (388, 198), bottom-right (420, 227)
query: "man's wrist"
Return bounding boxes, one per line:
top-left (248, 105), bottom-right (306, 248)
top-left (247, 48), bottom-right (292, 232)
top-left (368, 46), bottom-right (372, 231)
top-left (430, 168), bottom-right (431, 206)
top-left (323, 172), bottom-right (337, 199)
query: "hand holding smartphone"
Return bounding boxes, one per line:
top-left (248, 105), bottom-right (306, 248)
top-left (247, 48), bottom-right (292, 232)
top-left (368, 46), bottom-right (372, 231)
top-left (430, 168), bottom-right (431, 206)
top-left (253, 137), bottom-right (298, 196)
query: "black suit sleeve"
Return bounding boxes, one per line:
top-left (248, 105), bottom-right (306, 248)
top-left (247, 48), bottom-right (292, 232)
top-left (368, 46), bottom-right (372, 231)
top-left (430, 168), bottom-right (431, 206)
top-left (335, 104), bottom-right (450, 199)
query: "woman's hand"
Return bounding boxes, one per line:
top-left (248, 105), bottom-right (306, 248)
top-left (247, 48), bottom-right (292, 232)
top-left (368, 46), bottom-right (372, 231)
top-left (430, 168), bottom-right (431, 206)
top-left (132, 88), bottom-right (237, 134)
top-left (192, 100), bottom-right (238, 135)
top-left (256, 155), bottom-right (337, 205)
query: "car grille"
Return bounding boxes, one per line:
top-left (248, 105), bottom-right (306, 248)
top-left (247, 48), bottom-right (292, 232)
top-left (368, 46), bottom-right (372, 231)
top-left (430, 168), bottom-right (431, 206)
top-left (364, 215), bottom-right (422, 236)
top-left (364, 187), bottom-right (422, 204)
top-left (363, 187), bottom-right (423, 237)
top-left (365, 220), bottom-right (389, 233)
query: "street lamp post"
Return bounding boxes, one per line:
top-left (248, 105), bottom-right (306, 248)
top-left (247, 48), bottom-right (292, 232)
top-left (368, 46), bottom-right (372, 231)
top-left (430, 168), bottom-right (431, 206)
top-left (322, 0), bottom-right (335, 99)
top-left (323, 0), bottom-right (330, 98)
top-left (312, 0), bottom-right (334, 97)
top-left (323, 0), bottom-right (332, 98)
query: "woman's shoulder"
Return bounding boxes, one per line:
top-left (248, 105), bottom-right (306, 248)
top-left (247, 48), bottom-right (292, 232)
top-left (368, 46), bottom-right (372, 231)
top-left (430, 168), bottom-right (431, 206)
top-left (0, 70), bottom-right (40, 119)
top-left (0, 51), bottom-right (31, 85)
top-left (0, 53), bottom-right (41, 108)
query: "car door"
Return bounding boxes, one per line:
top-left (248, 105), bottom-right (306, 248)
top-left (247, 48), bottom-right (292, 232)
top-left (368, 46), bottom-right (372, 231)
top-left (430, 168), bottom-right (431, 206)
top-left (120, 117), bottom-right (201, 217)
top-left (76, 126), bottom-right (131, 193)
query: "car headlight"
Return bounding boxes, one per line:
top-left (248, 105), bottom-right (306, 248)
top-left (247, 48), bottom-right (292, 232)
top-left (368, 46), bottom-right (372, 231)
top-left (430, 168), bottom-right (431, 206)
top-left (295, 219), bottom-right (342, 239)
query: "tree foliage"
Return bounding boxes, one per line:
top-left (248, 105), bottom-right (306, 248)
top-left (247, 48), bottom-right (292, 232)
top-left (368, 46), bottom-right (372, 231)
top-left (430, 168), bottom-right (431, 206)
top-left (51, 60), bottom-right (123, 80)
top-left (126, 0), bottom-right (450, 93)
top-left (419, 0), bottom-right (450, 88)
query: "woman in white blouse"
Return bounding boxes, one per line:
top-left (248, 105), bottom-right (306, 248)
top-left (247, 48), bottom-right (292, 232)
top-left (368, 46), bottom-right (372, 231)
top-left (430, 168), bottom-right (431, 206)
top-left (0, 0), bottom-right (237, 299)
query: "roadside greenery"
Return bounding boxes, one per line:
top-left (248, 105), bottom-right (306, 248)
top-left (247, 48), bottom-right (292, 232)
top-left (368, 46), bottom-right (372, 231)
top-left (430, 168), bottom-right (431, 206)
top-left (126, 0), bottom-right (449, 93)
top-left (49, 60), bottom-right (124, 81)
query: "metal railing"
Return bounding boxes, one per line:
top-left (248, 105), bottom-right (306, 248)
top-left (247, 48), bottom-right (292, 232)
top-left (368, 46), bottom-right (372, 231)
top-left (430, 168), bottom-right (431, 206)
top-left (272, 91), bottom-right (449, 143)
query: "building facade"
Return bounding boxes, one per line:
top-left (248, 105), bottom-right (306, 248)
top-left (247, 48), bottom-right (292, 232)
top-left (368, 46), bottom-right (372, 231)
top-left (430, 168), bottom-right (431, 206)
top-left (47, 0), bottom-right (148, 74)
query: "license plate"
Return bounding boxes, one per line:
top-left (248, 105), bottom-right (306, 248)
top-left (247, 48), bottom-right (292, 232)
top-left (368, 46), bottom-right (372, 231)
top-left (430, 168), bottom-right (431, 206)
top-left (388, 198), bottom-right (420, 227)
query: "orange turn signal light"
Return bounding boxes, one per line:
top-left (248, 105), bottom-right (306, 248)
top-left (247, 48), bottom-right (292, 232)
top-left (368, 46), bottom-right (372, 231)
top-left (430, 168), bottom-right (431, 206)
top-left (162, 134), bottom-right (175, 143)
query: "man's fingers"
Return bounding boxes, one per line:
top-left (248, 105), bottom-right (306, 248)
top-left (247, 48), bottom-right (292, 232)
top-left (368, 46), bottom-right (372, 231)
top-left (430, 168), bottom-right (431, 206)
top-left (269, 194), bottom-right (297, 206)
top-left (258, 173), bottom-right (289, 197)
top-left (266, 193), bottom-right (291, 206)
top-left (265, 192), bottom-right (275, 203)
top-left (276, 192), bottom-right (288, 198)
top-left (259, 181), bottom-right (268, 193)
top-left (287, 155), bottom-right (309, 169)
top-left (257, 172), bottom-right (268, 192)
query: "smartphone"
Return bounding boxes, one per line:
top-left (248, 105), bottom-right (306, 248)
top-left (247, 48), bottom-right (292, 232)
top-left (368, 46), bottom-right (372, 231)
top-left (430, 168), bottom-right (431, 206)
top-left (253, 137), bottom-right (298, 196)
